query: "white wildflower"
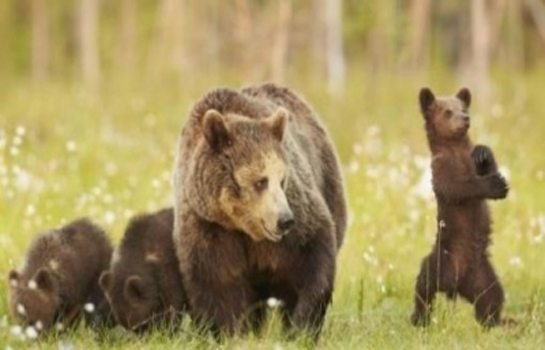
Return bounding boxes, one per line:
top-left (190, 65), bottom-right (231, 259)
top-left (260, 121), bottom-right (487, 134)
top-left (347, 159), bottom-right (360, 174)
top-left (65, 141), bottom-right (77, 153)
top-left (105, 162), bottom-right (117, 176)
top-left (499, 165), bottom-right (510, 181)
top-left (266, 297), bottom-right (283, 308)
top-left (28, 280), bottom-right (37, 290)
top-left (35, 321), bottom-right (43, 330)
top-left (58, 340), bottom-right (75, 350)
top-left (103, 211), bottom-right (115, 225)
top-left (10, 325), bottom-right (22, 336)
top-left (25, 205), bottom-right (35, 217)
top-left (17, 303), bottom-right (26, 315)
top-left (16, 126), bottom-right (26, 136)
top-left (84, 303), bottom-right (95, 313)
top-left (509, 256), bottom-right (523, 268)
top-left (25, 326), bottom-right (38, 339)
top-left (55, 322), bottom-right (64, 331)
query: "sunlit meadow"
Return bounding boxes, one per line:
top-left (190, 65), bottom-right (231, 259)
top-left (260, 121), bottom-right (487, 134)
top-left (1, 68), bottom-right (544, 349)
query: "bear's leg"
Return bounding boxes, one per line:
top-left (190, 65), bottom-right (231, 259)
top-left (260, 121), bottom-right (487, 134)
top-left (411, 250), bottom-right (459, 326)
top-left (187, 279), bottom-right (255, 336)
top-left (287, 240), bottom-right (335, 339)
top-left (459, 257), bottom-right (504, 328)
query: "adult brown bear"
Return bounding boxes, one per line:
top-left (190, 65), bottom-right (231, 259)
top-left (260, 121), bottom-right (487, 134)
top-left (173, 83), bottom-right (346, 338)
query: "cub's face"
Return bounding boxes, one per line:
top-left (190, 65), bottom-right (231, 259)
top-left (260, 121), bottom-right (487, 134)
top-left (8, 269), bottom-right (60, 332)
top-left (200, 107), bottom-right (295, 242)
top-left (419, 87), bottom-right (472, 140)
top-left (99, 271), bottom-right (158, 332)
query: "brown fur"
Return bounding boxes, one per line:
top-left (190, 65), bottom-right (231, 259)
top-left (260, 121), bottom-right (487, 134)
top-left (173, 83), bottom-right (346, 338)
top-left (411, 87), bottom-right (509, 328)
top-left (8, 218), bottom-right (113, 333)
top-left (99, 208), bottom-right (187, 332)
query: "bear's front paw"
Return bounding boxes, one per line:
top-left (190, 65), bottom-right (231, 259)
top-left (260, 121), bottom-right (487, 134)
top-left (472, 145), bottom-right (493, 175)
top-left (486, 173), bottom-right (509, 200)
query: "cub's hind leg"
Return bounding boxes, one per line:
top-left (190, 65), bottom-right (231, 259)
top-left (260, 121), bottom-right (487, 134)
top-left (411, 249), bottom-right (461, 326)
top-left (458, 257), bottom-right (504, 328)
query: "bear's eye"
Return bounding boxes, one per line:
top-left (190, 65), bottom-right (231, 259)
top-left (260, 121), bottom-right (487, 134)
top-left (444, 109), bottom-right (453, 118)
top-left (254, 177), bottom-right (268, 192)
top-left (281, 178), bottom-right (286, 188)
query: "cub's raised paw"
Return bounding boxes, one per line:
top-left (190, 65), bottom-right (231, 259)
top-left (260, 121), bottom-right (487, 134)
top-left (472, 145), bottom-right (494, 175)
top-left (486, 173), bottom-right (509, 200)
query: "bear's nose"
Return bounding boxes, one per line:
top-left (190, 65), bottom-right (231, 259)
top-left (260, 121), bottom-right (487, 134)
top-left (277, 213), bottom-right (295, 234)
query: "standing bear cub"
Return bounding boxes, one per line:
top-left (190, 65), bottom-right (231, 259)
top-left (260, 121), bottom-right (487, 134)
top-left (8, 219), bottom-right (113, 334)
top-left (411, 87), bottom-right (509, 328)
top-left (99, 208), bottom-right (187, 332)
top-left (173, 83), bottom-right (347, 338)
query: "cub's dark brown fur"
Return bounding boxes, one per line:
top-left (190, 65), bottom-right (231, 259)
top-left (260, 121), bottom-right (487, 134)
top-left (8, 219), bottom-right (113, 333)
top-left (99, 208), bottom-right (187, 332)
top-left (173, 83), bottom-right (346, 338)
top-left (411, 87), bottom-right (509, 328)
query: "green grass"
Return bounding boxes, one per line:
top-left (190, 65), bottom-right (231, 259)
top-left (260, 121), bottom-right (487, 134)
top-left (1, 70), bottom-right (544, 349)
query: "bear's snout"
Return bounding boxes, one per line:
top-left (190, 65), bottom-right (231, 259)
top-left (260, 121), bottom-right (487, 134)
top-left (277, 211), bottom-right (295, 235)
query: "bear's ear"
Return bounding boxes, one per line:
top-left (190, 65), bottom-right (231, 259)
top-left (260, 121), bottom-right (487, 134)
top-left (8, 270), bottom-right (19, 286)
top-left (203, 109), bottom-right (232, 152)
top-left (99, 271), bottom-right (113, 292)
top-left (456, 87), bottom-right (471, 109)
top-left (124, 276), bottom-right (147, 304)
top-left (34, 268), bottom-right (55, 293)
top-left (266, 107), bottom-right (288, 142)
top-left (419, 88), bottom-right (436, 117)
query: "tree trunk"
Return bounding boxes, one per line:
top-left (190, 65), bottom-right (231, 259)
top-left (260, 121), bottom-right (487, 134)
top-left (31, 0), bottom-right (49, 82)
top-left (155, 0), bottom-right (186, 78)
top-left (325, 0), bottom-right (345, 95)
top-left (407, 0), bottom-right (431, 68)
top-left (471, 0), bottom-right (491, 105)
top-left (525, 0), bottom-right (545, 45)
top-left (506, 0), bottom-right (524, 69)
top-left (271, 0), bottom-right (292, 83)
top-left (234, 0), bottom-right (252, 73)
top-left (77, 0), bottom-right (100, 88)
top-left (119, 0), bottom-right (136, 71)
top-left (311, 0), bottom-right (325, 82)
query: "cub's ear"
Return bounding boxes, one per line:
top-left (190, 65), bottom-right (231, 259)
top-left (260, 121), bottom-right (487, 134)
top-left (8, 270), bottom-right (19, 285)
top-left (456, 87), bottom-right (471, 108)
top-left (99, 271), bottom-right (113, 292)
top-left (419, 88), bottom-right (436, 117)
top-left (266, 107), bottom-right (289, 142)
top-left (124, 276), bottom-right (146, 304)
top-left (34, 268), bottom-right (55, 293)
top-left (203, 109), bottom-right (232, 152)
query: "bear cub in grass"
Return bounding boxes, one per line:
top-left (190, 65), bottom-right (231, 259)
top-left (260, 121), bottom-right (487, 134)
top-left (411, 87), bottom-right (509, 328)
top-left (174, 83), bottom-right (347, 338)
top-left (99, 208), bottom-right (187, 332)
top-left (8, 218), bottom-right (113, 334)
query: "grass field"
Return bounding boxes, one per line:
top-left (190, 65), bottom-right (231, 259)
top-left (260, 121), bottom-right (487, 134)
top-left (1, 70), bottom-right (544, 349)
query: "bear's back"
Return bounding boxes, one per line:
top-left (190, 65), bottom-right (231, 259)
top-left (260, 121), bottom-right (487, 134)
top-left (22, 218), bottom-right (112, 297)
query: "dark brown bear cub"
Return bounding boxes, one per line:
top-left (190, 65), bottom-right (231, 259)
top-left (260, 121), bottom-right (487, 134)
top-left (411, 87), bottom-right (509, 328)
top-left (99, 208), bottom-right (187, 332)
top-left (8, 218), bottom-right (113, 334)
